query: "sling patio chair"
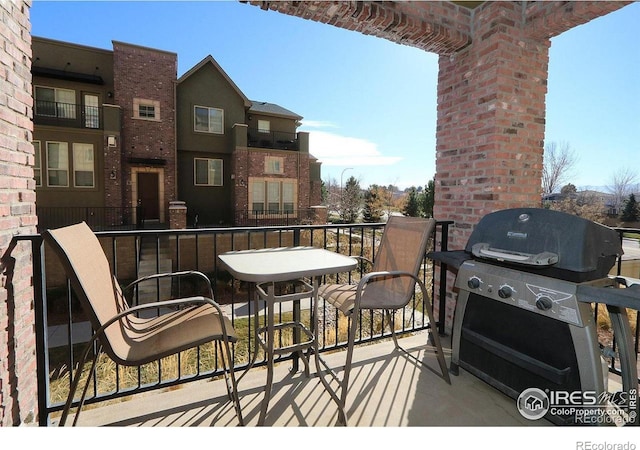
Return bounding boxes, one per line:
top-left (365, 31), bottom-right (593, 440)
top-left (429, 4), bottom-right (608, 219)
top-left (318, 216), bottom-right (451, 425)
top-left (44, 222), bottom-right (243, 426)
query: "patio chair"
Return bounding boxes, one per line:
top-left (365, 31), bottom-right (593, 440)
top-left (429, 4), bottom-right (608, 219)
top-left (44, 222), bottom-right (243, 426)
top-left (318, 216), bottom-right (451, 425)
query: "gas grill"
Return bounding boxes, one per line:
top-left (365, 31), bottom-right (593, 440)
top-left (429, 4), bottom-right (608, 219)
top-left (431, 208), bottom-right (639, 425)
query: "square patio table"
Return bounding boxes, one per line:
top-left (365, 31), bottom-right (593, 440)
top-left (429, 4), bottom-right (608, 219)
top-left (218, 246), bottom-right (357, 425)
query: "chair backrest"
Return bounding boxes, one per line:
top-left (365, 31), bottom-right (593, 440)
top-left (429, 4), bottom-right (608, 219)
top-left (361, 216), bottom-right (436, 309)
top-left (44, 222), bottom-right (130, 361)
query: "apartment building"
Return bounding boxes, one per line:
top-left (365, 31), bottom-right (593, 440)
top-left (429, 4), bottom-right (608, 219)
top-left (31, 37), bottom-right (321, 229)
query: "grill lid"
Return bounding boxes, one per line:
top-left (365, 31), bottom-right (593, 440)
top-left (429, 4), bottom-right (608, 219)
top-left (464, 208), bottom-right (622, 281)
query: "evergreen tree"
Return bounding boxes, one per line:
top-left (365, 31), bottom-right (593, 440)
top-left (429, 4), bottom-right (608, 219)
top-left (363, 185), bottom-right (385, 223)
top-left (340, 176), bottom-right (361, 223)
top-left (403, 187), bottom-right (420, 217)
top-left (621, 193), bottom-right (639, 222)
top-left (420, 179), bottom-right (435, 218)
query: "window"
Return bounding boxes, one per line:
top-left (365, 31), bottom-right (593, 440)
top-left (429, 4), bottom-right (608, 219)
top-left (73, 143), bottom-right (95, 187)
top-left (282, 182), bottom-right (295, 213)
top-left (34, 141), bottom-right (41, 186)
top-left (47, 142), bottom-right (69, 187)
top-left (249, 178), bottom-right (297, 215)
top-left (264, 156), bottom-right (284, 175)
top-left (194, 106), bottom-right (224, 134)
top-left (133, 98), bottom-right (160, 120)
top-left (35, 86), bottom-right (76, 118)
top-left (251, 181), bottom-right (265, 213)
top-left (83, 94), bottom-right (100, 128)
top-left (258, 120), bottom-right (270, 133)
top-left (138, 104), bottom-right (155, 118)
top-left (194, 158), bottom-right (223, 186)
top-left (267, 181), bottom-right (280, 213)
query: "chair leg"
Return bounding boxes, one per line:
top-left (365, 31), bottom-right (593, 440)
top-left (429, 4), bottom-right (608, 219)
top-left (416, 280), bottom-right (451, 385)
top-left (218, 339), bottom-right (244, 426)
top-left (384, 310), bottom-right (402, 350)
top-left (382, 283), bottom-right (451, 385)
top-left (59, 342), bottom-right (102, 426)
top-left (336, 310), bottom-right (359, 426)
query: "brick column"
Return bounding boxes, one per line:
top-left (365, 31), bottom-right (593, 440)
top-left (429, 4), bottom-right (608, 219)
top-left (168, 201), bottom-right (187, 229)
top-left (0, 0), bottom-right (38, 425)
top-left (433, 2), bottom-right (550, 331)
top-left (435, 2), bottom-right (549, 249)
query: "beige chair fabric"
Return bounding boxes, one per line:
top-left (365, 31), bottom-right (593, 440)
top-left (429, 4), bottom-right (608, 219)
top-left (45, 222), bottom-right (243, 426)
top-left (318, 216), bottom-right (450, 425)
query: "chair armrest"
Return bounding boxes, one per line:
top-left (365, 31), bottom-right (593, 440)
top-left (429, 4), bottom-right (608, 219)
top-left (124, 270), bottom-right (214, 297)
top-left (353, 270), bottom-right (428, 311)
top-left (350, 255), bottom-right (373, 267)
top-left (94, 296), bottom-right (231, 343)
top-left (357, 270), bottom-right (418, 288)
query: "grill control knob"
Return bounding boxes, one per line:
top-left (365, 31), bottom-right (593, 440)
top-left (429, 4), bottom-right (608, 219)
top-left (498, 285), bottom-right (513, 299)
top-left (535, 296), bottom-right (553, 311)
top-left (467, 277), bottom-right (481, 289)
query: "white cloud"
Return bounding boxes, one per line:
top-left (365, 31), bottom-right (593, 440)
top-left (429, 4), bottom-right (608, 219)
top-left (307, 130), bottom-right (403, 167)
top-left (300, 120), bottom-right (338, 129)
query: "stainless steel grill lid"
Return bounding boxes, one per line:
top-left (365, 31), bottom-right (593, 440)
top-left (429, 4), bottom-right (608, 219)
top-left (431, 208), bottom-right (623, 282)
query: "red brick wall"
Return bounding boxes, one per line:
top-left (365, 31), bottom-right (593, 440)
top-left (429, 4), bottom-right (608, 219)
top-left (232, 148), bottom-right (313, 215)
top-left (113, 42), bottom-right (177, 219)
top-left (434, 1), bottom-right (550, 249)
top-left (0, 0), bottom-right (38, 426)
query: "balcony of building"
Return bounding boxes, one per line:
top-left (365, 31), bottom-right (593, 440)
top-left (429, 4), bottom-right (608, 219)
top-left (13, 221), bottom-right (639, 427)
top-left (247, 129), bottom-right (300, 151)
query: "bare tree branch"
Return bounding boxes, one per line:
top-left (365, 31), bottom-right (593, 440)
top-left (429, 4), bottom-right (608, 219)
top-left (542, 141), bottom-right (578, 194)
top-left (607, 167), bottom-right (639, 211)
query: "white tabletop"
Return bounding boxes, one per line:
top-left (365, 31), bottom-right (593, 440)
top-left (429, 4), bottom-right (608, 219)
top-left (218, 246), bottom-right (357, 283)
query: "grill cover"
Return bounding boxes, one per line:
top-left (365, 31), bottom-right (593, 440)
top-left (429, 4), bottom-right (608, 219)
top-left (465, 208), bottom-right (622, 282)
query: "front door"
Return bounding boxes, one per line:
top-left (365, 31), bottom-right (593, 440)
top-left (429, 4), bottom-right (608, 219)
top-left (137, 172), bottom-right (159, 220)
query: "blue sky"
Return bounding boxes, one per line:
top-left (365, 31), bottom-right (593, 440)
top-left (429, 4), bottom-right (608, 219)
top-left (30, 1), bottom-right (639, 191)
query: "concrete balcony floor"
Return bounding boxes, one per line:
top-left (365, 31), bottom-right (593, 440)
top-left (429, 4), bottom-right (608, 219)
top-left (68, 332), bottom-right (550, 427)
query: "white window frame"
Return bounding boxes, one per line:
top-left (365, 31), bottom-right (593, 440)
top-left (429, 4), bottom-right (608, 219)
top-left (248, 178), bottom-right (297, 216)
top-left (34, 141), bottom-right (42, 187)
top-left (46, 141), bottom-right (69, 187)
top-left (194, 105), bottom-right (224, 134)
top-left (133, 98), bottom-right (160, 121)
top-left (264, 156), bottom-right (284, 175)
top-left (194, 158), bottom-right (223, 186)
top-left (73, 143), bottom-right (95, 188)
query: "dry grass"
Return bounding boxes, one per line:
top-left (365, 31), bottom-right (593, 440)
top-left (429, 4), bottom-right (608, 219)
top-left (48, 293), bottom-right (431, 407)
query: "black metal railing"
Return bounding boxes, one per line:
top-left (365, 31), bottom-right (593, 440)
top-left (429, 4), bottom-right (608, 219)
top-left (36, 206), bottom-right (142, 232)
top-left (33, 100), bottom-right (102, 129)
top-left (233, 209), bottom-right (316, 227)
top-left (247, 129), bottom-right (299, 150)
top-left (18, 220), bottom-right (640, 425)
top-left (609, 227), bottom-right (640, 378)
top-left (17, 220), bottom-right (451, 425)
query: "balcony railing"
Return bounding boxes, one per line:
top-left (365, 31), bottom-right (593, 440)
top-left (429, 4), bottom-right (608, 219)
top-left (247, 129), bottom-right (299, 150)
top-left (17, 221), bottom-right (449, 425)
top-left (10, 221), bottom-right (640, 425)
top-left (36, 206), bottom-right (143, 232)
top-left (233, 209), bottom-right (315, 227)
top-left (34, 100), bottom-right (102, 129)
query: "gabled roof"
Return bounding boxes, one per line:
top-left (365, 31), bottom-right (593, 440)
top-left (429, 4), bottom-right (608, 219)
top-left (249, 101), bottom-right (303, 120)
top-left (177, 55), bottom-right (251, 108)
